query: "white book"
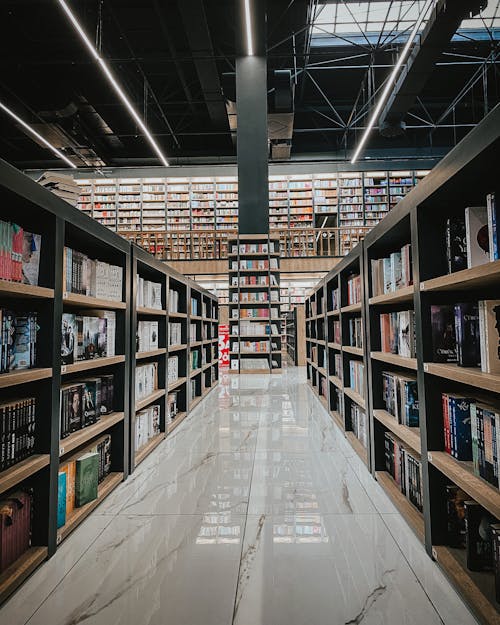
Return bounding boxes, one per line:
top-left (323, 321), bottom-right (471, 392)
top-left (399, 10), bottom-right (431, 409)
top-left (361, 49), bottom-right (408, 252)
top-left (465, 206), bottom-right (489, 268)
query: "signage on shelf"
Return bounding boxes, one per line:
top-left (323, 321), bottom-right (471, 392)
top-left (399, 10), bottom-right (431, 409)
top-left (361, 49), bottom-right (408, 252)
top-left (218, 324), bottom-right (230, 369)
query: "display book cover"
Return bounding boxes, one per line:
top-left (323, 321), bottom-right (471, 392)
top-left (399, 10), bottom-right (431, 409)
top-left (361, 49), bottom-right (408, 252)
top-left (446, 394), bottom-right (473, 461)
top-left (454, 302), bottom-right (480, 367)
top-left (445, 216), bottom-right (467, 274)
top-left (57, 470), bottom-right (67, 528)
top-left (75, 451), bottom-right (99, 507)
top-left (430, 305), bottom-right (457, 362)
top-left (465, 206), bottom-right (490, 268)
top-left (478, 299), bottom-right (500, 375)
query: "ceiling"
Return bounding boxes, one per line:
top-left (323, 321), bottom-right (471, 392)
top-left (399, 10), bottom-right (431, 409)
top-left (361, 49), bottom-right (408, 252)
top-left (0, 0), bottom-right (499, 169)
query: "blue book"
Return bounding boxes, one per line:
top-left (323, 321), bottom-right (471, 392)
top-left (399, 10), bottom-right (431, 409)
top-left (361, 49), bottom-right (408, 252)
top-left (57, 471), bottom-right (67, 528)
top-left (488, 193), bottom-right (499, 261)
top-left (450, 395), bottom-right (473, 461)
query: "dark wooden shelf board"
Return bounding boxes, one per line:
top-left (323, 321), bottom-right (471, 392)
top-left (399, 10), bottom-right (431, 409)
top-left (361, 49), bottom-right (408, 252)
top-left (0, 454), bottom-right (50, 495)
top-left (0, 368), bottom-right (52, 389)
top-left (369, 286), bottom-right (414, 305)
top-left (373, 410), bottom-right (421, 453)
top-left (370, 352), bottom-right (417, 371)
top-left (137, 306), bottom-right (167, 316)
top-left (62, 356), bottom-right (125, 374)
top-left (343, 387), bottom-right (366, 409)
top-left (341, 303), bottom-right (362, 313)
top-left (0, 281), bottom-right (54, 300)
top-left (136, 388), bottom-right (166, 412)
top-left (63, 293), bottom-right (126, 310)
top-left (343, 345), bottom-right (364, 357)
top-left (136, 349), bottom-right (167, 361)
top-left (424, 363), bottom-right (500, 394)
top-left (421, 260), bottom-right (500, 293)
top-left (329, 375), bottom-right (343, 389)
top-left (168, 377), bottom-right (187, 392)
top-left (168, 344), bottom-right (187, 353)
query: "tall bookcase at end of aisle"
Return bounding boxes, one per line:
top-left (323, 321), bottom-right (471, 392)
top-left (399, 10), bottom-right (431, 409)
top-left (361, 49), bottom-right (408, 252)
top-left (228, 235), bottom-right (282, 374)
top-left (0, 159), bottom-right (218, 607)
top-left (284, 305), bottom-right (306, 366)
top-left (307, 103), bottom-right (500, 625)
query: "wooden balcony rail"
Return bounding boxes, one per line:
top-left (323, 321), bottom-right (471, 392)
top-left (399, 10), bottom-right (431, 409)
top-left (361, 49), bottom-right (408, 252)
top-left (119, 227), bottom-right (372, 261)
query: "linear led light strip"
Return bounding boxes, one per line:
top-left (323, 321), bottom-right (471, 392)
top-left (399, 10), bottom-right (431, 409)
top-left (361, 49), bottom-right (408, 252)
top-left (0, 101), bottom-right (77, 168)
top-left (57, 0), bottom-right (169, 167)
top-left (351, 0), bottom-right (435, 164)
top-left (244, 0), bottom-right (254, 55)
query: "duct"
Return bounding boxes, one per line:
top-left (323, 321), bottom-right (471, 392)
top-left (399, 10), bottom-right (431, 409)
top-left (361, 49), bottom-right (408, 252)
top-left (378, 0), bottom-right (487, 137)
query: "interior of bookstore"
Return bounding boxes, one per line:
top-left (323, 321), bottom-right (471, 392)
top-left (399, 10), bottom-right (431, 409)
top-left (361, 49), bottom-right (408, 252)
top-left (0, 1), bottom-right (499, 624)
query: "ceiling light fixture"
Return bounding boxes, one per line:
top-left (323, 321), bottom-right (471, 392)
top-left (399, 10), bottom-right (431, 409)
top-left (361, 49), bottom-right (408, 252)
top-left (244, 0), bottom-right (254, 55)
top-left (350, 0), bottom-right (434, 164)
top-left (0, 101), bottom-right (77, 168)
top-left (57, 0), bottom-right (169, 167)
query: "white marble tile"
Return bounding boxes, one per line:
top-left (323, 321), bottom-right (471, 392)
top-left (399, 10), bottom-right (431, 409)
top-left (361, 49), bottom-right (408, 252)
top-left (25, 514), bottom-right (245, 625)
top-left (248, 451), bottom-right (377, 515)
top-left (2, 515), bottom-right (114, 625)
top-left (234, 513), bottom-right (446, 625)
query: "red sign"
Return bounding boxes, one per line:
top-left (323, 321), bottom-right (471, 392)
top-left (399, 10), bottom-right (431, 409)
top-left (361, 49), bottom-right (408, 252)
top-left (218, 325), bottom-right (230, 369)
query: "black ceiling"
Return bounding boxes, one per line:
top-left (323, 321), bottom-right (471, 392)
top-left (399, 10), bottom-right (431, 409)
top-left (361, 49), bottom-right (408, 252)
top-left (0, 0), bottom-right (498, 169)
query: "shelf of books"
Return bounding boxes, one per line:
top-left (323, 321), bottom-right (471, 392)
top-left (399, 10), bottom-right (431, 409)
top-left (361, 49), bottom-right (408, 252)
top-left (284, 306), bottom-right (306, 366)
top-left (167, 178), bottom-right (191, 233)
top-left (269, 175), bottom-right (289, 230)
top-left (142, 178), bottom-right (167, 232)
top-left (364, 171), bottom-right (390, 228)
top-left (0, 158), bottom-right (220, 607)
top-left (362, 104), bottom-right (500, 625)
top-left (215, 177), bottom-right (238, 231)
top-left (229, 235), bottom-right (282, 374)
top-left (313, 175), bottom-right (338, 217)
top-left (191, 178), bottom-right (215, 231)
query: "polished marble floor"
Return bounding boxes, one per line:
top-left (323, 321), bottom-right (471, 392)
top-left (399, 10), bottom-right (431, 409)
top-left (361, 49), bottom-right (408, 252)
top-left (2, 368), bottom-right (479, 625)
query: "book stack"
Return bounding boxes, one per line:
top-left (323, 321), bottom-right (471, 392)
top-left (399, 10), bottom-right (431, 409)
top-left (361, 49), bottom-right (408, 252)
top-left (348, 317), bottom-right (363, 348)
top-left (63, 247), bottom-right (123, 301)
top-left (349, 360), bottom-right (364, 395)
top-left (167, 356), bottom-right (178, 384)
top-left (347, 274), bottom-right (361, 305)
top-left (351, 405), bottom-right (367, 447)
top-left (135, 404), bottom-right (161, 451)
top-left (382, 372), bottom-right (419, 427)
top-left (60, 375), bottom-right (114, 439)
top-left (167, 392), bottom-right (179, 420)
top-left (135, 363), bottom-right (158, 401)
top-left (168, 289), bottom-right (179, 313)
top-left (37, 172), bottom-right (79, 206)
top-left (136, 321), bottom-right (159, 353)
top-left (384, 432), bottom-right (423, 511)
top-left (136, 277), bottom-right (162, 309)
top-left (61, 312), bottom-right (116, 363)
top-left (0, 221), bottom-right (41, 286)
top-left (0, 311), bottom-right (38, 372)
top-left (380, 310), bottom-right (416, 357)
top-left (168, 323), bottom-right (182, 346)
top-left (0, 490), bottom-right (31, 573)
top-left (0, 398), bottom-right (36, 471)
top-left (371, 244), bottom-right (412, 296)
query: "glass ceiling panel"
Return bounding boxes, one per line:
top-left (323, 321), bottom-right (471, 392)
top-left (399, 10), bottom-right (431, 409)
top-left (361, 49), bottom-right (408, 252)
top-left (311, 0), bottom-right (500, 46)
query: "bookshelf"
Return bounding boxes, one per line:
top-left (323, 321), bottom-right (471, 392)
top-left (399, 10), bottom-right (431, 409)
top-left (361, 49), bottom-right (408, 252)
top-left (0, 159), bottom-right (219, 605)
top-left (284, 306), bottom-right (306, 366)
top-left (228, 235), bottom-right (281, 374)
top-left (307, 103), bottom-right (500, 625)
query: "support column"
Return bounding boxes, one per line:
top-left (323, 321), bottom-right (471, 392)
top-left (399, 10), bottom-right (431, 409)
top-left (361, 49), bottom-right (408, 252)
top-left (236, 0), bottom-right (269, 234)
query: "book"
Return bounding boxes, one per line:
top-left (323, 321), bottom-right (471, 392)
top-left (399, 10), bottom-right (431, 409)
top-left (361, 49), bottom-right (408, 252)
top-left (0, 490), bottom-right (31, 573)
top-left (61, 313), bottom-right (76, 365)
top-left (21, 232), bottom-right (41, 286)
top-left (479, 300), bottom-right (500, 374)
top-left (487, 193), bottom-right (499, 262)
top-left (465, 501), bottom-right (495, 571)
top-left (81, 378), bottom-right (102, 427)
top-left (454, 303), bottom-right (480, 367)
top-left (445, 216), bottom-right (467, 274)
top-left (491, 523), bottom-right (500, 603)
top-left (57, 471), bottom-right (67, 528)
top-left (75, 452), bottom-right (99, 507)
top-left (465, 206), bottom-right (490, 268)
top-left (446, 485), bottom-right (468, 548)
top-left (431, 305), bottom-right (457, 363)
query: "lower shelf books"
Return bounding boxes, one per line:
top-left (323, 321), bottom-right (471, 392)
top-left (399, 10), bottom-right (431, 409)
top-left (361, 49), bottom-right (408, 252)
top-left (380, 310), bottom-right (415, 357)
top-left (167, 391), bottom-right (179, 421)
top-left (167, 356), bottom-right (178, 384)
top-left (137, 321), bottom-right (159, 353)
top-left (0, 397), bottom-right (36, 471)
top-left (349, 359), bottom-right (364, 395)
top-left (60, 375), bottom-right (114, 439)
top-left (0, 310), bottom-right (38, 372)
top-left (382, 372), bottom-right (419, 427)
top-left (58, 434), bottom-right (112, 527)
top-left (61, 311), bottom-right (116, 364)
top-left (135, 363), bottom-right (158, 401)
top-left (384, 431), bottom-right (422, 511)
top-left (135, 404), bottom-right (161, 451)
top-left (169, 322), bottom-right (182, 346)
top-left (0, 489), bottom-right (31, 573)
top-left (350, 404), bottom-right (367, 448)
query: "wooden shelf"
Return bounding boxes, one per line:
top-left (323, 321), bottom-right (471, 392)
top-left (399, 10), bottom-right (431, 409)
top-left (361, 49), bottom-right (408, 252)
top-left (343, 386), bottom-right (366, 409)
top-left (189, 368), bottom-right (202, 377)
top-left (376, 471), bottom-right (425, 542)
top-left (57, 472), bottom-right (123, 543)
top-left (373, 409), bottom-right (421, 454)
top-left (326, 310), bottom-right (340, 317)
top-left (135, 432), bottom-right (166, 466)
top-left (239, 368), bottom-right (271, 374)
top-left (190, 315), bottom-right (203, 321)
top-left (341, 302), bottom-right (362, 313)
top-left (136, 388), bottom-right (166, 412)
top-left (369, 286), bottom-right (414, 305)
top-left (343, 345), bottom-right (363, 356)
top-left (59, 412), bottom-right (125, 457)
top-left (137, 306), bottom-right (166, 316)
top-left (0, 546), bottom-right (48, 604)
top-left (168, 377), bottom-right (187, 392)
top-left (328, 342), bottom-right (342, 350)
top-left (346, 431), bottom-right (368, 465)
top-left (63, 293), bottom-right (126, 310)
top-left (317, 367), bottom-right (327, 376)
top-left (62, 355), bottom-right (125, 374)
top-left (168, 311), bottom-right (187, 318)
top-left (234, 317), bottom-right (271, 321)
top-left (0, 454), bottom-right (50, 495)
top-left (421, 260), bottom-right (500, 293)
top-left (0, 280), bottom-right (54, 300)
top-left (168, 343), bottom-right (188, 352)
top-left (329, 375), bottom-right (343, 389)
top-left (0, 368), bottom-right (52, 389)
top-left (424, 363), bottom-right (500, 394)
top-left (319, 394), bottom-right (328, 410)
top-left (370, 352), bottom-right (417, 371)
top-left (428, 451), bottom-right (500, 520)
top-left (330, 410), bottom-right (344, 431)
top-left (190, 341), bottom-right (203, 347)
top-left (167, 411), bottom-right (188, 433)
top-left (432, 545), bottom-right (500, 625)
top-left (136, 348), bottom-right (167, 360)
